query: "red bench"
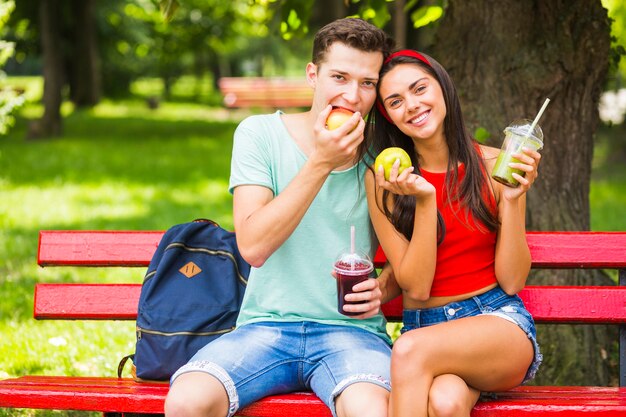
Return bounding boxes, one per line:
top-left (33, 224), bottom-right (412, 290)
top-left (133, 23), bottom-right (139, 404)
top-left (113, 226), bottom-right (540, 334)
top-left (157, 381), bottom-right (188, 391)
top-left (218, 77), bottom-right (312, 109)
top-left (1, 231), bottom-right (626, 416)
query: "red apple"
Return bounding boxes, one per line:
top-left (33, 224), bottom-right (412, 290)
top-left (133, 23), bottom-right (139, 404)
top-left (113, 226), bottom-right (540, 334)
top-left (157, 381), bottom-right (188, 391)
top-left (326, 108), bottom-right (354, 130)
top-left (374, 147), bottom-right (413, 180)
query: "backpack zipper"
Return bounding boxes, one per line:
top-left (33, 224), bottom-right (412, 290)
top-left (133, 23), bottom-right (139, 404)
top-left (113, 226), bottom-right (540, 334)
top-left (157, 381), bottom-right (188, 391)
top-left (136, 325), bottom-right (235, 340)
top-left (144, 243), bottom-right (248, 286)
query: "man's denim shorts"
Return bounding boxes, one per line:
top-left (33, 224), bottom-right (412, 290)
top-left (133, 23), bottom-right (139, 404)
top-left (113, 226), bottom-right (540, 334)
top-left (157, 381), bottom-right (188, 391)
top-left (401, 285), bottom-right (542, 384)
top-left (170, 321), bottom-right (392, 417)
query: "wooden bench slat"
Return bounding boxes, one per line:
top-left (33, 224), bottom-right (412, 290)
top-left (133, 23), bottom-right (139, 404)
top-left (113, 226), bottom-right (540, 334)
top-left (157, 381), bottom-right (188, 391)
top-left (376, 232), bottom-right (626, 268)
top-left (38, 231), bottom-right (163, 267)
top-left (0, 376), bottom-right (167, 413)
top-left (34, 283), bottom-right (626, 324)
top-left (218, 77), bottom-right (313, 109)
top-left (525, 231), bottom-right (626, 268)
top-left (39, 231), bottom-right (626, 268)
top-left (34, 284), bottom-right (142, 320)
top-left (2, 376), bottom-right (626, 416)
top-left (0, 376), bottom-right (328, 417)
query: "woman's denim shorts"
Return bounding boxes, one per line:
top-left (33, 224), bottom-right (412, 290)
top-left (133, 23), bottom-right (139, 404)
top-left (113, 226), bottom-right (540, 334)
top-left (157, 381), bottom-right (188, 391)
top-left (401, 286), bottom-right (542, 383)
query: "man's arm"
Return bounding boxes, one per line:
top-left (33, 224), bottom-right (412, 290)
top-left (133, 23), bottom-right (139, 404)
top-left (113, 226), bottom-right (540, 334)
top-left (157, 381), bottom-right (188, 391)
top-left (233, 108), bottom-right (365, 268)
top-left (233, 157), bottom-right (335, 267)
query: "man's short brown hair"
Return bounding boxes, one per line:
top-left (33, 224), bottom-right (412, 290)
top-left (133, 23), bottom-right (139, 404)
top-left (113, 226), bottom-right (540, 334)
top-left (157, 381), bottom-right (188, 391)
top-left (312, 18), bottom-right (394, 66)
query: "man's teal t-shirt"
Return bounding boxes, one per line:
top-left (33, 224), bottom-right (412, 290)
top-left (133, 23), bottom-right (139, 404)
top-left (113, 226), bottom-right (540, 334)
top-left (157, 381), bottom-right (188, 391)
top-left (229, 111), bottom-right (390, 343)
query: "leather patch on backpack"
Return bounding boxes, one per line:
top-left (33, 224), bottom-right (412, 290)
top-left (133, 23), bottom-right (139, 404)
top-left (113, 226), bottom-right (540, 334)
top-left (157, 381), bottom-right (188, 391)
top-left (179, 261), bottom-right (201, 278)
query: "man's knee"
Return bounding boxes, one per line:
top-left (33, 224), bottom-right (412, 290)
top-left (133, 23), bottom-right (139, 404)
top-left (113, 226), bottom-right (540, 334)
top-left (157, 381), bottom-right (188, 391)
top-left (335, 381), bottom-right (389, 417)
top-left (164, 372), bottom-right (230, 417)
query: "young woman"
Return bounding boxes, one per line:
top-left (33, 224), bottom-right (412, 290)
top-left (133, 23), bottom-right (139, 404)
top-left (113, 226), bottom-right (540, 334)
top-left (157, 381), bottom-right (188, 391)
top-left (359, 50), bottom-right (543, 417)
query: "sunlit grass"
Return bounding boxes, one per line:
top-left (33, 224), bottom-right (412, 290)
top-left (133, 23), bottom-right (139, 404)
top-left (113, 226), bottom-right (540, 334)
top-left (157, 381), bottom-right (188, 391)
top-left (0, 93), bottom-right (243, 417)
top-left (590, 127), bottom-right (626, 231)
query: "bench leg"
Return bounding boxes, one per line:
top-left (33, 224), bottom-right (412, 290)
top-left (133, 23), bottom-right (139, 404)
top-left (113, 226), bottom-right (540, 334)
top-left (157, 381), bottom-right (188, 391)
top-left (619, 269), bottom-right (626, 387)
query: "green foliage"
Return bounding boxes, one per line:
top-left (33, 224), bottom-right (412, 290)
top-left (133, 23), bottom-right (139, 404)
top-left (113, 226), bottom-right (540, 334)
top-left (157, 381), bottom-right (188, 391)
top-left (409, 3), bottom-right (444, 29)
top-left (159, 0), bottom-right (179, 22)
top-left (266, 0), bottom-right (396, 39)
top-left (602, 0), bottom-right (626, 85)
top-left (0, 0), bottom-right (24, 135)
top-left (473, 126), bottom-right (491, 143)
top-left (277, 0), bottom-right (313, 40)
top-left (265, 0), bottom-right (446, 39)
top-left (353, 0), bottom-right (393, 29)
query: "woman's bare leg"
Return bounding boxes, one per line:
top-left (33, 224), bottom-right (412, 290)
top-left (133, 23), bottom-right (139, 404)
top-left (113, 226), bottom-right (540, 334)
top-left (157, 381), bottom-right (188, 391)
top-left (427, 374), bottom-right (480, 417)
top-left (389, 315), bottom-right (533, 417)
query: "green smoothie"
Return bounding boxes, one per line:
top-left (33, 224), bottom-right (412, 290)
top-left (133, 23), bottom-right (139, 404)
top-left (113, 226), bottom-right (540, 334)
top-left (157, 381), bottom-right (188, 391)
top-left (492, 150), bottom-right (524, 187)
top-left (491, 119), bottom-right (544, 188)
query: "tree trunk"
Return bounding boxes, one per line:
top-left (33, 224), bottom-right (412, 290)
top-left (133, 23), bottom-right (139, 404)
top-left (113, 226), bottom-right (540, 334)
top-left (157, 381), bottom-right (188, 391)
top-left (313, 0), bottom-right (347, 25)
top-left (27, 0), bottom-right (64, 139)
top-left (393, 0), bottom-right (407, 48)
top-left (433, 0), bottom-right (614, 385)
top-left (69, 0), bottom-right (101, 108)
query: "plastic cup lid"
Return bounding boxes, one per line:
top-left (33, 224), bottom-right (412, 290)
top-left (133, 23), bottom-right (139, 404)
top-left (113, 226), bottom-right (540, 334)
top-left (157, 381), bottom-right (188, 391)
top-left (504, 118), bottom-right (544, 146)
top-left (334, 251), bottom-right (373, 275)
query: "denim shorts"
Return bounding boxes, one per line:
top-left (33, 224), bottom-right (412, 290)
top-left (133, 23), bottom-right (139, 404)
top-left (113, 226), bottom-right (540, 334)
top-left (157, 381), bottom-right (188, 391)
top-left (401, 286), bottom-right (542, 384)
top-left (170, 321), bottom-right (392, 417)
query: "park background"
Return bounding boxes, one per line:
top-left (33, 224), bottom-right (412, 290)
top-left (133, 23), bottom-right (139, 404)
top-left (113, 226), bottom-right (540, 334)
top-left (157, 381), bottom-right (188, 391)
top-left (1, 1), bottom-right (626, 416)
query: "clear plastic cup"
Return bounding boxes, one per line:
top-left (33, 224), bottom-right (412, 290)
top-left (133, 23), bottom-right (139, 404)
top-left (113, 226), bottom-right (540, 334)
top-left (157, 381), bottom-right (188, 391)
top-left (334, 251), bottom-right (374, 316)
top-left (492, 119), bottom-right (544, 188)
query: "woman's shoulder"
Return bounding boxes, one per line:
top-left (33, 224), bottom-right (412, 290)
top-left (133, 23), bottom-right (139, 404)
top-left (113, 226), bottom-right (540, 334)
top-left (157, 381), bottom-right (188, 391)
top-left (475, 143), bottom-right (504, 203)
top-left (477, 143), bottom-right (500, 171)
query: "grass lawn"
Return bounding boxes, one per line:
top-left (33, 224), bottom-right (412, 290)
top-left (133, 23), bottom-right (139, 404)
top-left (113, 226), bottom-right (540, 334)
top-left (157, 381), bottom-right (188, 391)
top-left (0, 77), bottom-right (625, 417)
top-left (0, 87), bottom-right (253, 416)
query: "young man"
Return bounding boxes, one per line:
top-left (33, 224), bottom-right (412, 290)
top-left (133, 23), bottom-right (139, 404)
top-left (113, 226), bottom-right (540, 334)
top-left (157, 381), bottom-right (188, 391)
top-left (164, 18), bottom-right (396, 417)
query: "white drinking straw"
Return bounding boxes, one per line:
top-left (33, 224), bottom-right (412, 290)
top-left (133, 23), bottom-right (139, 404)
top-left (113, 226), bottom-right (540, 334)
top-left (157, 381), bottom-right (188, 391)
top-left (350, 225), bottom-right (355, 254)
top-left (527, 98), bottom-right (551, 136)
top-left (350, 225), bottom-right (356, 271)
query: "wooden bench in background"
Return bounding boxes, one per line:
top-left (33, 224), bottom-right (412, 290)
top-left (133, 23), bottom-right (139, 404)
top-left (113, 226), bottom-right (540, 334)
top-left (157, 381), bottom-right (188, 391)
top-left (1, 231), bottom-right (626, 416)
top-left (218, 77), bottom-right (312, 109)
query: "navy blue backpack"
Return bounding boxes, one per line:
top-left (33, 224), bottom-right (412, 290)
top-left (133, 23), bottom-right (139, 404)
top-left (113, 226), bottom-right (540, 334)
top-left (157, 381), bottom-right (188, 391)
top-left (118, 219), bottom-right (249, 381)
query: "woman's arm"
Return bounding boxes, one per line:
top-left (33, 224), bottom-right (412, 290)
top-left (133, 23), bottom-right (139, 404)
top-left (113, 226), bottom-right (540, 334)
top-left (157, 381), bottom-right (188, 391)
top-left (494, 194), bottom-right (531, 294)
top-left (377, 262), bottom-right (402, 303)
top-left (365, 169), bottom-right (438, 301)
top-left (486, 145), bottom-right (541, 294)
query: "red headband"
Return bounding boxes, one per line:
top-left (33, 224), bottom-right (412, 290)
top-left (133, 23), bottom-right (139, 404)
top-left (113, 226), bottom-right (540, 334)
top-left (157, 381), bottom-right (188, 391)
top-left (376, 49), bottom-right (431, 124)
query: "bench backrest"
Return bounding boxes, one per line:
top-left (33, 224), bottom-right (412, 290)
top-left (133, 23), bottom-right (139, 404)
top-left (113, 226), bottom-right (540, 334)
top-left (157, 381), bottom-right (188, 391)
top-left (218, 77), bottom-right (312, 109)
top-left (39, 231), bottom-right (626, 269)
top-left (36, 230), bottom-right (626, 322)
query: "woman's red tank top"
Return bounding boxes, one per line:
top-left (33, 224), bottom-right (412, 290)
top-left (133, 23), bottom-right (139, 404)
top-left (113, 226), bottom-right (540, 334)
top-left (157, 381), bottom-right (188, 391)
top-left (420, 165), bottom-right (498, 297)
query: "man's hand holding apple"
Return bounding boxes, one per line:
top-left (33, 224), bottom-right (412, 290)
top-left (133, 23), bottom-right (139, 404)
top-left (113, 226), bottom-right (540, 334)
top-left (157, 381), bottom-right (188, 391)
top-left (311, 105), bottom-right (365, 172)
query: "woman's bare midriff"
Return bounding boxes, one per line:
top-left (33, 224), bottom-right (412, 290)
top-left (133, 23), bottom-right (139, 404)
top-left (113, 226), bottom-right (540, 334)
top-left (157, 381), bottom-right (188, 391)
top-left (403, 282), bottom-right (499, 310)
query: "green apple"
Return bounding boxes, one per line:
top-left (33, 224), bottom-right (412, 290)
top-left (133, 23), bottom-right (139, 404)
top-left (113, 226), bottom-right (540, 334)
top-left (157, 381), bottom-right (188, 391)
top-left (326, 108), bottom-right (354, 130)
top-left (374, 147), bottom-right (413, 180)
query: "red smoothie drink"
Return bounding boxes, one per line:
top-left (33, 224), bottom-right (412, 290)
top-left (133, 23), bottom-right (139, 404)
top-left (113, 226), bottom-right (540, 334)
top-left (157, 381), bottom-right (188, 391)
top-left (335, 259), bottom-right (374, 316)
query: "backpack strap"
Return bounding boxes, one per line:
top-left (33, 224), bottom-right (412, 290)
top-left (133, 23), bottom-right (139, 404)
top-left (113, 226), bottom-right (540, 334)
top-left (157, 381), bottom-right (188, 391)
top-left (117, 354), bottom-right (134, 378)
top-left (193, 218), bottom-right (218, 226)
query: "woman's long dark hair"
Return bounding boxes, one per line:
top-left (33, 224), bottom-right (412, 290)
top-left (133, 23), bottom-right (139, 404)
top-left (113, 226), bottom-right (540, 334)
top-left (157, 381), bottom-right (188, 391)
top-left (359, 53), bottom-right (499, 243)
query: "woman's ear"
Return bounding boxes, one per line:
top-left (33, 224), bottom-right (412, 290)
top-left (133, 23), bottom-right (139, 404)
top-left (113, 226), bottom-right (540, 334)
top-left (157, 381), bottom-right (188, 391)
top-left (305, 62), bottom-right (317, 88)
